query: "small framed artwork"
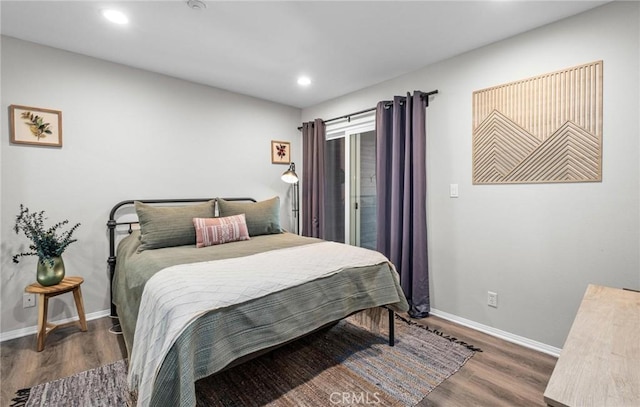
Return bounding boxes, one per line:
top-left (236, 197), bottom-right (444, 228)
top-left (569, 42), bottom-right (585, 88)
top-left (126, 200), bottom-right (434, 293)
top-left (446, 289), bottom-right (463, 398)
top-left (271, 140), bottom-right (291, 164)
top-left (9, 104), bottom-right (63, 147)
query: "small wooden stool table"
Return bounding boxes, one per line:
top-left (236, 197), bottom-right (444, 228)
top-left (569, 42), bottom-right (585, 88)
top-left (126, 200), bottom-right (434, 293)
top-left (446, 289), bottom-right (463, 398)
top-left (25, 276), bottom-right (88, 352)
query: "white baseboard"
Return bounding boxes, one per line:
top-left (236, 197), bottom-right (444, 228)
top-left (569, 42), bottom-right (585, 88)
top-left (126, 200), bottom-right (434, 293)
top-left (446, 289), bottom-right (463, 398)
top-left (2, 307), bottom-right (561, 357)
top-left (430, 308), bottom-right (561, 357)
top-left (0, 309), bottom-right (111, 343)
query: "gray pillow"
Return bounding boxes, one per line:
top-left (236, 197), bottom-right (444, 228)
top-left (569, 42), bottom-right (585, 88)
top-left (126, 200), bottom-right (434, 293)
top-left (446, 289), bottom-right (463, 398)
top-left (217, 197), bottom-right (283, 236)
top-left (135, 200), bottom-right (215, 251)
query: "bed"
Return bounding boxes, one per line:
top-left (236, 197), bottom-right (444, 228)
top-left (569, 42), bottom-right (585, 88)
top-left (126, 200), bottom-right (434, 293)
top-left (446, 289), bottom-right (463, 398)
top-left (108, 197), bottom-right (409, 407)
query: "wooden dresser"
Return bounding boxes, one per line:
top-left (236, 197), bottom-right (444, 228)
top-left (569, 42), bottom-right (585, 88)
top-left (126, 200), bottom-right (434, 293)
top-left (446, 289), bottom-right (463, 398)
top-left (544, 284), bottom-right (639, 406)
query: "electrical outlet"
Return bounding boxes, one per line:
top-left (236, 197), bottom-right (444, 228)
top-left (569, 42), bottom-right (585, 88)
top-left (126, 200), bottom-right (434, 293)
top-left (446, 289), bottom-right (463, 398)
top-left (487, 291), bottom-right (498, 308)
top-left (23, 293), bottom-right (36, 308)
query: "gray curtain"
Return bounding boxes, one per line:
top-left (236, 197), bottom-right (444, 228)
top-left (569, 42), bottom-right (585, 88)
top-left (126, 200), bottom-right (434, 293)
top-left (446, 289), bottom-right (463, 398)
top-left (376, 92), bottom-right (430, 318)
top-left (301, 119), bottom-right (326, 238)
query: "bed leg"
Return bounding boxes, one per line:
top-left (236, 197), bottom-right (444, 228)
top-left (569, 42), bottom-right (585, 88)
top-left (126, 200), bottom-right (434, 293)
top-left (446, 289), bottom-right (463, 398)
top-left (388, 308), bottom-right (395, 347)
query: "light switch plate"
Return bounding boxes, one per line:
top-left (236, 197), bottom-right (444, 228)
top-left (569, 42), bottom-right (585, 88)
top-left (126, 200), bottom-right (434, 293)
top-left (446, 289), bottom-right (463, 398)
top-left (449, 184), bottom-right (459, 198)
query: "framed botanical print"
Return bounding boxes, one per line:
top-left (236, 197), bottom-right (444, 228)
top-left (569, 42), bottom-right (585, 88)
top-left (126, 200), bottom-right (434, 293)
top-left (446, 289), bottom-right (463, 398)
top-left (271, 140), bottom-right (291, 164)
top-left (10, 105), bottom-right (63, 147)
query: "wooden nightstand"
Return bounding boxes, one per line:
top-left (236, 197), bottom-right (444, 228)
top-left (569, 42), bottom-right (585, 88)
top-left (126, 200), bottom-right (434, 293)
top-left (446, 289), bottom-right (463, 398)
top-left (25, 276), bottom-right (88, 351)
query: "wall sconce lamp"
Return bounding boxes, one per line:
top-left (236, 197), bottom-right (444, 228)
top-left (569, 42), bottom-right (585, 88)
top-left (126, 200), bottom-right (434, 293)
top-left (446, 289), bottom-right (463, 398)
top-left (281, 162), bottom-right (300, 235)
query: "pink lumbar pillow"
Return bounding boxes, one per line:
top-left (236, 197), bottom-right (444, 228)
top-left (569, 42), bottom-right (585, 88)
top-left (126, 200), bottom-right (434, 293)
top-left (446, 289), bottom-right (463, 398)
top-left (193, 214), bottom-right (250, 248)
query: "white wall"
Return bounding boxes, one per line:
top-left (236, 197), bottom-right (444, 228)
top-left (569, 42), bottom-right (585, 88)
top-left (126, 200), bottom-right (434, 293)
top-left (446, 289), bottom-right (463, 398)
top-left (0, 36), bottom-right (301, 336)
top-left (303, 2), bottom-right (640, 348)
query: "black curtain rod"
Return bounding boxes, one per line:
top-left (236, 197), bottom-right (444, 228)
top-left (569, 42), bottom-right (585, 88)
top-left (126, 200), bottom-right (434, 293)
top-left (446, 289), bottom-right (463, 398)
top-left (298, 89), bottom-right (438, 130)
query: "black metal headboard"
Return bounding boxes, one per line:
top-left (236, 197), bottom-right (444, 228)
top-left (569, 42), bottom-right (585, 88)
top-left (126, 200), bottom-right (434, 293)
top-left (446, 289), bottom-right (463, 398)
top-left (107, 197), bottom-right (256, 318)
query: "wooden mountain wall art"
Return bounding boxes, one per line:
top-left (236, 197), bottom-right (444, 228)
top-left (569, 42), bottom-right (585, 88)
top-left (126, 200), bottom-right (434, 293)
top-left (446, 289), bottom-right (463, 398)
top-left (472, 61), bottom-right (603, 184)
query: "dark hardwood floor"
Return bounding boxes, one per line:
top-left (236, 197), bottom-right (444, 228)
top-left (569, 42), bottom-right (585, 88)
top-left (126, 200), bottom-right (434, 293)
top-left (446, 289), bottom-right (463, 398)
top-left (0, 317), bottom-right (126, 406)
top-left (416, 316), bottom-right (557, 406)
top-left (0, 314), bottom-right (557, 406)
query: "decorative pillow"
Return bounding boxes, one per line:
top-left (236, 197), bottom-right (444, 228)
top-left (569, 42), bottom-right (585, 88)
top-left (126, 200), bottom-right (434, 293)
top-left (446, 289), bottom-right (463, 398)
top-left (134, 200), bottom-right (215, 251)
top-left (193, 214), bottom-right (250, 247)
top-left (217, 197), bottom-right (283, 236)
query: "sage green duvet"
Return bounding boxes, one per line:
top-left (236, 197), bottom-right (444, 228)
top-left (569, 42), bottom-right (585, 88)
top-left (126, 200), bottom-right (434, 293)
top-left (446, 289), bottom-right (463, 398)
top-left (112, 231), bottom-right (409, 407)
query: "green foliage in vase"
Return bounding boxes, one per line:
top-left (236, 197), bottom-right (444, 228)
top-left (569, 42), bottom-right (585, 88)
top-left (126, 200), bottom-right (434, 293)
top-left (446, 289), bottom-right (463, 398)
top-left (20, 111), bottom-right (53, 140)
top-left (12, 204), bottom-right (81, 266)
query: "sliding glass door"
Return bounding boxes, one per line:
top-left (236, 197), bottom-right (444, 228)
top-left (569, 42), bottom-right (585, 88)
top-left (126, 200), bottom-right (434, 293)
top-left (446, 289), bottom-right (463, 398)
top-left (349, 131), bottom-right (377, 250)
top-left (324, 115), bottom-right (376, 249)
top-left (324, 137), bottom-right (345, 243)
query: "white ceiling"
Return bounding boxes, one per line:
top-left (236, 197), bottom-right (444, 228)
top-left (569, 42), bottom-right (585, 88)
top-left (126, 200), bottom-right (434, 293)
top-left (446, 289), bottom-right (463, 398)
top-left (1, 1), bottom-right (609, 108)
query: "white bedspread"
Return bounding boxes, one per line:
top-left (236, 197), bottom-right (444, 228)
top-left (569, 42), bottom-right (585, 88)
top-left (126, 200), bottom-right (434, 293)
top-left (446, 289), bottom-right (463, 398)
top-left (128, 241), bottom-right (394, 407)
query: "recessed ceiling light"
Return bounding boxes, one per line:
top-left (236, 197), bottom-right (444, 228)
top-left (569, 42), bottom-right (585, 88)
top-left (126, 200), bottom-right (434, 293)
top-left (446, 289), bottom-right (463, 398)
top-left (102, 9), bottom-right (129, 25)
top-left (297, 76), bottom-right (312, 86)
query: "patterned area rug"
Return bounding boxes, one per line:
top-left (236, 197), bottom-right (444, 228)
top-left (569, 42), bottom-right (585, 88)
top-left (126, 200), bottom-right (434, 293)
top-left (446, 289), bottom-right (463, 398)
top-left (13, 317), bottom-right (477, 407)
